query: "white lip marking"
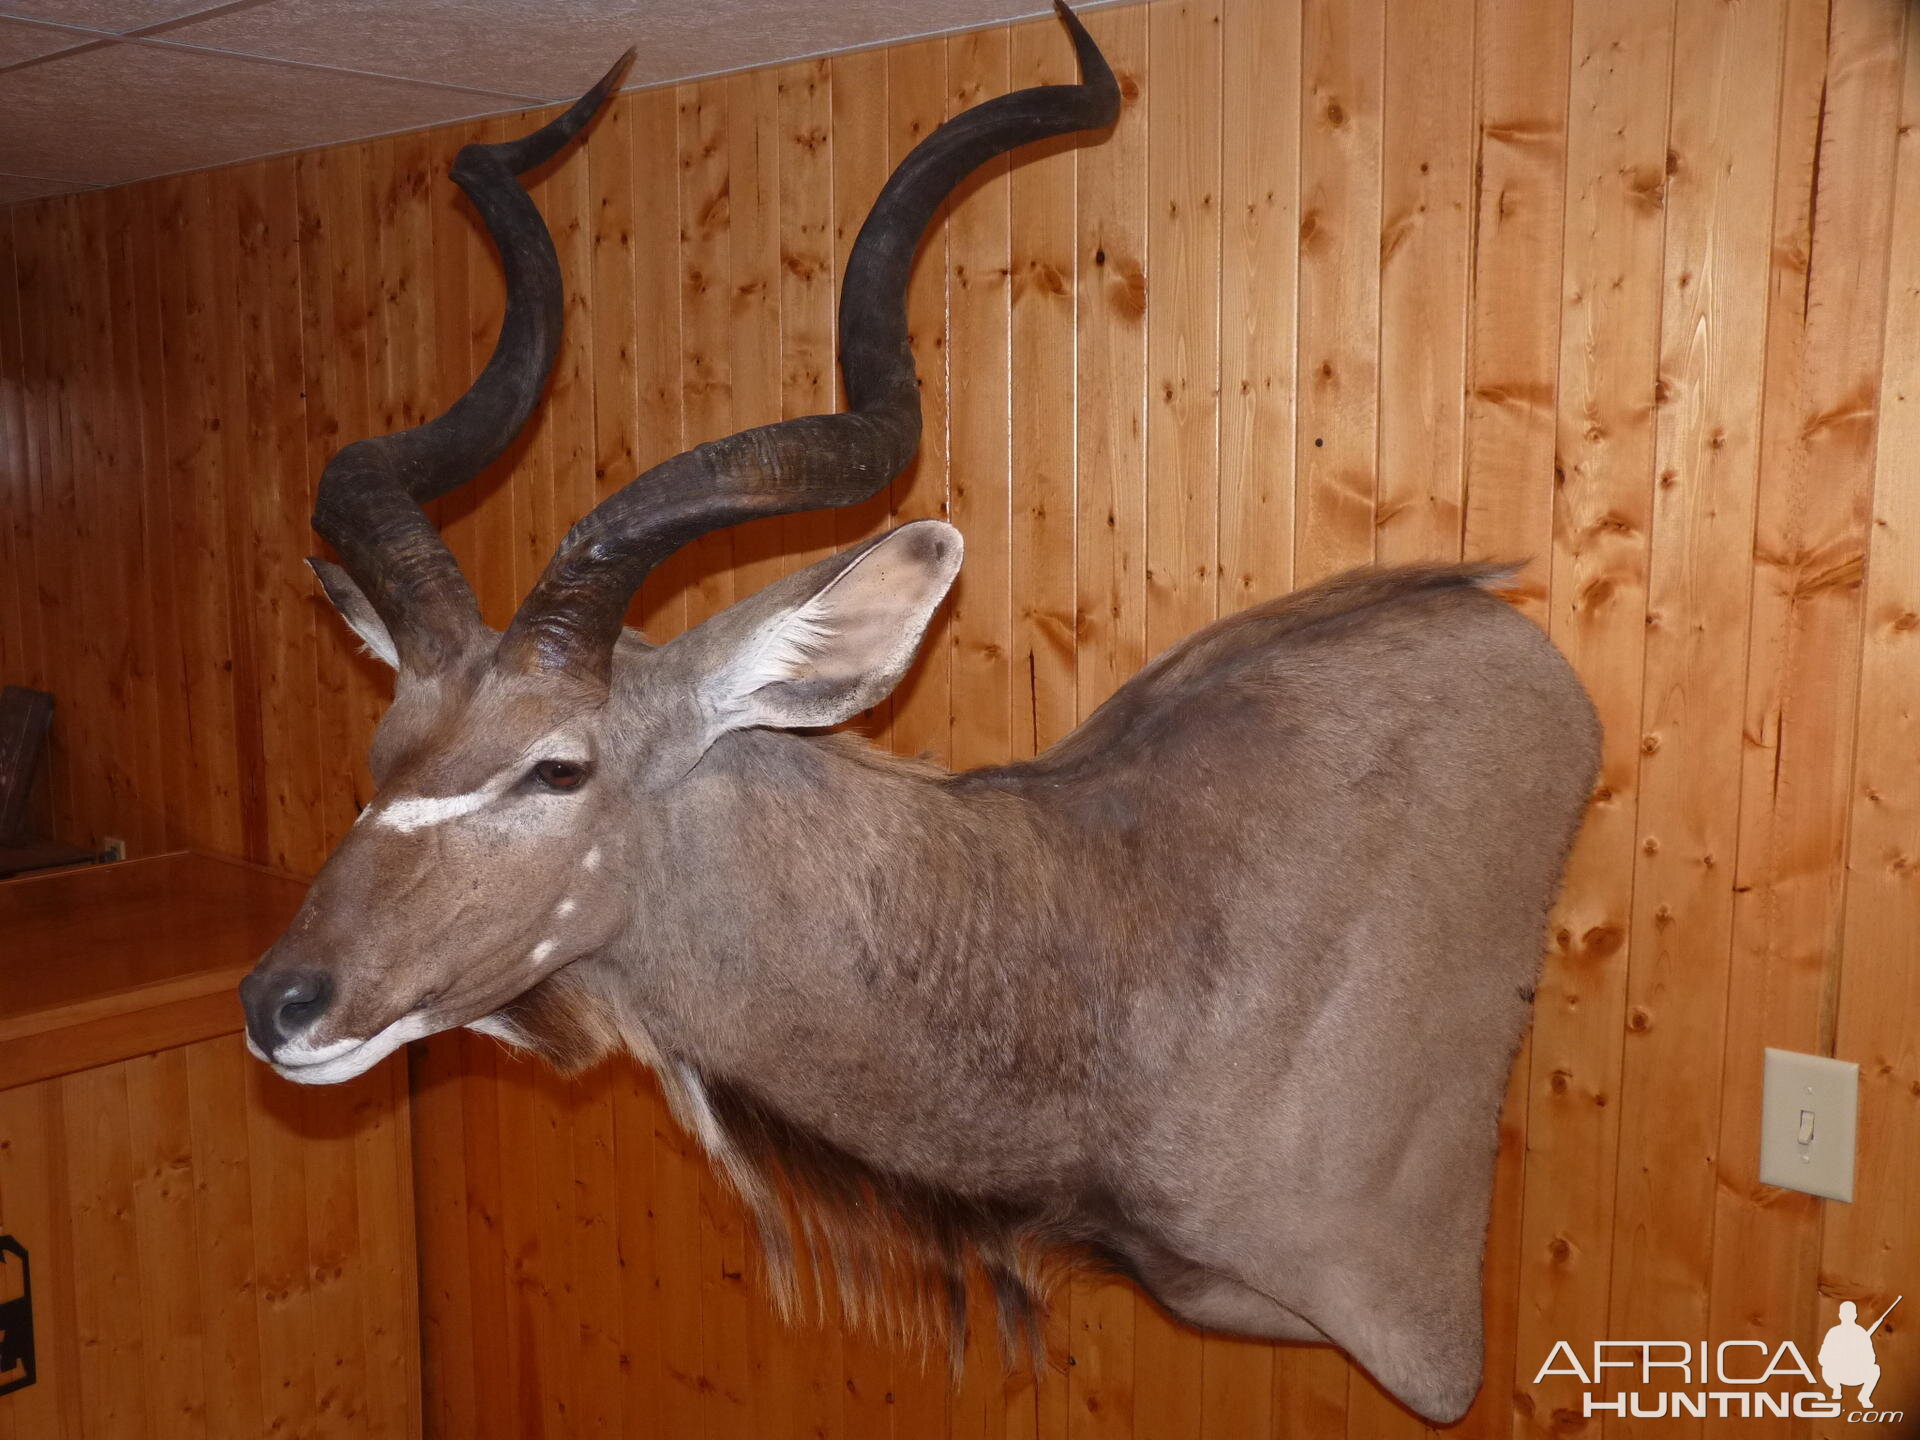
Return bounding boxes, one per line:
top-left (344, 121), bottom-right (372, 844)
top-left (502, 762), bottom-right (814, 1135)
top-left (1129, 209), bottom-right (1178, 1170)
top-left (270, 1012), bottom-right (436, 1085)
top-left (555, 898), bottom-right (577, 917)
top-left (273, 1034), bottom-right (360, 1066)
top-left (530, 939), bottom-right (556, 965)
top-left (373, 788), bottom-right (497, 832)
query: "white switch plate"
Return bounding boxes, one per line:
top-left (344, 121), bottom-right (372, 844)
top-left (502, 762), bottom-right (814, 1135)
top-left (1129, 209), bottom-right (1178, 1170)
top-left (1759, 1048), bottom-right (1857, 1202)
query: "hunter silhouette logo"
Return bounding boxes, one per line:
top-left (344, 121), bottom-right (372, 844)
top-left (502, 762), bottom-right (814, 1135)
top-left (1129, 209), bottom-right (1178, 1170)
top-left (1821, 1298), bottom-right (1900, 1411)
top-left (1532, 1293), bottom-right (1905, 1423)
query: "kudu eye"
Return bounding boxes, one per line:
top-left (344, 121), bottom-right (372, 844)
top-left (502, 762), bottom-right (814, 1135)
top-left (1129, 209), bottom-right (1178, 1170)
top-left (532, 759), bottom-right (588, 792)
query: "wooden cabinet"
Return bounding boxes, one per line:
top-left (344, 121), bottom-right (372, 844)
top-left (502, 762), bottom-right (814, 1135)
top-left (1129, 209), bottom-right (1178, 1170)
top-left (0, 855), bottom-right (420, 1439)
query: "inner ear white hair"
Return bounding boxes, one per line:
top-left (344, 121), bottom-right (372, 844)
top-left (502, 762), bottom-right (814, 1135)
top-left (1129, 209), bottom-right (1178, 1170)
top-left (701, 520), bottom-right (964, 733)
top-left (309, 557), bottom-right (399, 670)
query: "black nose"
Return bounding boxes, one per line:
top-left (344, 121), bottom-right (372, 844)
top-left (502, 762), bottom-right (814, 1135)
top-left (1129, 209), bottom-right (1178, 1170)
top-left (239, 966), bottom-right (335, 1054)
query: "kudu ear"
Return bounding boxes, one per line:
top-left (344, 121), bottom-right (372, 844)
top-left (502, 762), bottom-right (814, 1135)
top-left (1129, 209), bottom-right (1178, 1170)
top-left (693, 520), bottom-right (963, 733)
top-left (309, 557), bottom-right (400, 670)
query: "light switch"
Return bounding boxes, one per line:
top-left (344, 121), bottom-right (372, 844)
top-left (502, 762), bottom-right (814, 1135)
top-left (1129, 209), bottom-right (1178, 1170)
top-left (1759, 1048), bottom-right (1857, 1202)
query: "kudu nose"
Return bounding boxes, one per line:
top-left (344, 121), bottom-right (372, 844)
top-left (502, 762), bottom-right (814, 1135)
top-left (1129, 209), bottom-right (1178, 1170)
top-left (240, 966), bottom-right (335, 1054)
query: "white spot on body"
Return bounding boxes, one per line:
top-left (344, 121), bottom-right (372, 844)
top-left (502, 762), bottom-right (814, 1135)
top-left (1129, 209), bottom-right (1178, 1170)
top-left (583, 847), bottom-right (603, 871)
top-left (530, 939), bottom-right (557, 966)
top-left (555, 898), bottom-right (577, 917)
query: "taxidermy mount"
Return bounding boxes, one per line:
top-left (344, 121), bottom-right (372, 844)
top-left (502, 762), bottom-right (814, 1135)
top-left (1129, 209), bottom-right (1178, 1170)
top-left (239, 3), bottom-right (1600, 1423)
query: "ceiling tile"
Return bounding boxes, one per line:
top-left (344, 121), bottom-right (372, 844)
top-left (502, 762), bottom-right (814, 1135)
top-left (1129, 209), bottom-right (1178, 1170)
top-left (0, 171), bottom-right (88, 204)
top-left (157, 0), bottom-right (1042, 100)
top-left (0, 16), bottom-right (95, 67)
top-left (0, 39), bottom-right (525, 185)
top-left (0, 2), bottom-right (229, 34)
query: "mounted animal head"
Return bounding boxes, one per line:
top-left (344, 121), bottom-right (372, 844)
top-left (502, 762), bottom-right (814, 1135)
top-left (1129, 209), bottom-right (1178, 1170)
top-left (239, 4), bottom-right (1119, 1084)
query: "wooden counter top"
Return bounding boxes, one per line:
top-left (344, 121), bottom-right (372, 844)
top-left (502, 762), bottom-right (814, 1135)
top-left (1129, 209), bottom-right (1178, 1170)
top-left (0, 851), bottom-right (307, 1089)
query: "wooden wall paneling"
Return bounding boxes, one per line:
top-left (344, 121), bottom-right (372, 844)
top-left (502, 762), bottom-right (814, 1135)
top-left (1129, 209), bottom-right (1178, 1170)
top-left (40, 197), bottom-right (90, 844)
top-left (9, 201), bottom-right (73, 834)
top-left (352, 1058), bottom-right (423, 1440)
top-left (1516, 0), bottom-right (1672, 1433)
top-left (1824, 16), bottom-right (1920, 1421)
top-left (0, 212), bottom-right (25, 691)
top-left (183, 170), bottom-right (254, 858)
top-left (231, 160), bottom-right (322, 877)
top-left (1293, 0), bottom-right (1383, 591)
top-left (1008, 20), bottom-right (1080, 765)
top-left (243, 1044), bottom-right (322, 1436)
top-left (678, 77), bottom-right (740, 639)
top-left (946, 27), bottom-right (1014, 780)
top-left (0, 1080), bottom-right (75, 1440)
top-left (488, 1051), bottom-right (555, 1433)
top-left (566, 1064), bottom-right (625, 1440)
top-left (1376, 0), bottom-right (1472, 569)
top-left (63, 1062), bottom-right (150, 1436)
top-left (183, 1012), bottom-right (270, 1437)
top-left (308, 139), bottom-right (384, 839)
top-left (1608, 5), bottom-right (1783, 1440)
top-left (124, 1047), bottom-right (209, 1439)
top-left (410, 1039), bottom-right (477, 1440)
top-left (1217, 0), bottom-right (1300, 622)
top-left (541, 99), bottom-right (600, 568)
top-left (209, 168), bottom-right (272, 868)
top-left (1712, 0), bottom-right (1905, 1410)
top-left (0, 1036), bottom-right (419, 1440)
top-left (62, 193), bottom-right (136, 855)
top-left (98, 185), bottom-right (167, 859)
top-left (622, 91), bottom-right (690, 642)
top-left (302, 1062), bottom-right (375, 1438)
top-left (123, 180), bottom-right (189, 854)
top-left (775, 58), bottom-right (841, 578)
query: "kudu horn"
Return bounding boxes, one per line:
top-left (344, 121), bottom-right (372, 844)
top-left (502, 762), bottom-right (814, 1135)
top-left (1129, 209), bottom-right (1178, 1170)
top-left (497, 2), bottom-right (1119, 677)
top-left (309, 49), bottom-right (636, 671)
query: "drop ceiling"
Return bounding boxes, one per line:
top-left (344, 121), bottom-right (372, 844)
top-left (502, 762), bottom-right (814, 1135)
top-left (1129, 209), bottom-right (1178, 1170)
top-left (0, 0), bottom-right (1077, 207)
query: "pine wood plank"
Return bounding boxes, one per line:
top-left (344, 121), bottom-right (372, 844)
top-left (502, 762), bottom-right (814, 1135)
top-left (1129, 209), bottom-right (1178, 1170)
top-left (1821, 17), bottom-right (1920, 1420)
top-left (946, 27), bottom-right (1016, 781)
top-left (1515, 2), bottom-right (1673, 1436)
top-left (1217, 0), bottom-right (1301, 619)
top-left (1606, 7), bottom-right (1785, 1440)
top-left (123, 1048), bottom-right (208, 1440)
top-left (1294, 0), bottom-right (1384, 588)
top-left (1709, 3), bottom-right (1905, 1424)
